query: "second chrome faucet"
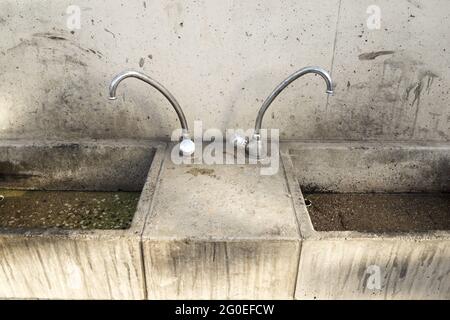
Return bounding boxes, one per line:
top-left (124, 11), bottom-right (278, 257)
top-left (108, 66), bottom-right (333, 159)
top-left (233, 66), bottom-right (333, 159)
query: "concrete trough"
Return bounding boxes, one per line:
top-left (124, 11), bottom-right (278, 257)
top-left (1, 139), bottom-right (447, 299)
top-left (281, 141), bottom-right (450, 299)
top-left (0, 139), bottom-right (166, 299)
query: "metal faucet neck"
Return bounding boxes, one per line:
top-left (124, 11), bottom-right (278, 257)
top-left (254, 66), bottom-right (333, 135)
top-left (108, 70), bottom-right (189, 131)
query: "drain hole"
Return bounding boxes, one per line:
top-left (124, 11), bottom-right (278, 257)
top-left (304, 198), bottom-right (312, 207)
top-left (0, 195), bottom-right (4, 202)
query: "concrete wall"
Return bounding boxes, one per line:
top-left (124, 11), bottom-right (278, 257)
top-left (0, 139), bottom-right (156, 191)
top-left (285, 141), bottom-right (450, 193)
top-left (1, 0), bottom-right (449, 141)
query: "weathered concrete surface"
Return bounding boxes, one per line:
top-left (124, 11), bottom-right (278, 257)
top-left (0, 140), bottom-right (448, 299)
top-left (0, 233), bottom-right (143, 299)
top-left (327, 0), bottom-right (450, 141)
top-left (142, 146), bottom-right (300, 299)
top-left (4, 0), bottom-right (448, 142)
top-left (281, 143), bottom-right (450, 300)
top-left (284, 141), bottom-right (450, 193)
top-left (145, 240), bottom-right (300, 300)
top-left (0, 139), bottom-right (157, 191)
top-left (297, 237), bottom-right (450, 300)
top-left (0, 0), bottom-right (339, 141)
top-left (0, 140), bottom-right (166, 299)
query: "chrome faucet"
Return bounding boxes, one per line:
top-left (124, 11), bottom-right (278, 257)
top-left (233, 66), bottom-right (333, 159)
top-left (109, 70), bottom-right (195, 155)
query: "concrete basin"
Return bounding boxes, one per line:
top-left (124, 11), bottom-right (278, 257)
top-left (281, 141), bottom-right (450, 299)
top-left (0, 140), bottom-right (166, 299)
top-left (142, 143), bottom-right (301, 299)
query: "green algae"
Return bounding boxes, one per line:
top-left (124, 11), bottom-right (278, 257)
top-left (0, 190), bottom-right (140, 230)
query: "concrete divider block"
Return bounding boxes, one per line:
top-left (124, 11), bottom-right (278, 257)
top-left (142, 146), bottom-right (301, 299)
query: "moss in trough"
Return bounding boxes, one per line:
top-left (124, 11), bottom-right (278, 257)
top-left (0, 190), bottom-right (140, 230)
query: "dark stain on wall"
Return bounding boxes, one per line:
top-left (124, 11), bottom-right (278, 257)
top-left (0, 161), bottom-right (40, 183)
top-left (358, 51), bottom-right (395, 60)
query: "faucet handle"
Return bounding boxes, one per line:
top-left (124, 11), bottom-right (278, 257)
top-left (179, 136), bottom-right (195, 156)
top-left (230, 134), bottom-right (248, 148)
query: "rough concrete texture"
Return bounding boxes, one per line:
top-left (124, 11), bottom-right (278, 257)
top-left (0, 0), bottom-right (338, 141)
top-left (297, 238), bottom-right (450, 300)
top-left (145, 240), bottom-right (300, 300)
top-left (281, 144), bottom-right (450, 300)
top-left (0, 139), bottom-right (156, 191)
top-left (0, 140), bottom-right (448, 299)
top-left (284, 141), bottom-right (450, 193)
top-left (0, 141), bottom-right (166, 299)
top-left (144, 156), bottom-right (298, 240)
top-left (142, 147), bottom-right (300, 299)
top-left (2, 0), bottom-right (448, 141)
top-left (0, 234), bottom-right (144, 299)
top-left (328, 0), bottom-right (450, 141)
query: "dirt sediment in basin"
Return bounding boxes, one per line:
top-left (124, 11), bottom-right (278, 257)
top-left (0, 190), bottom-right (140, 229)
top-left (304, 193), bottom-right (450, 232)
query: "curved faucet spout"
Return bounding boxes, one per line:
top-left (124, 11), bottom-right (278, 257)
top-left (254, 66), bottom-right (333, 135)
top-left (108, 70), bottom-right (189, 131)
